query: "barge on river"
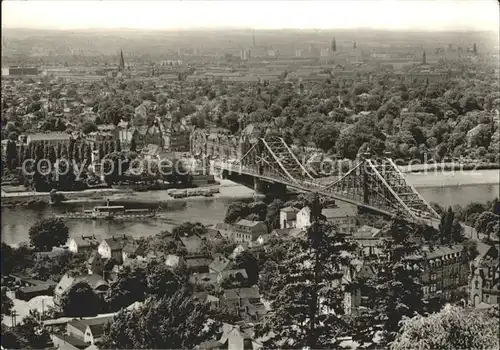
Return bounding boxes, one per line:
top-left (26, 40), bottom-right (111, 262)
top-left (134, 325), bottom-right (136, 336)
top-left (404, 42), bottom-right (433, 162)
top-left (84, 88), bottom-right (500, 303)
top-left (55, 201), bottom-right (156, 221)
top-left (170, 187), bottom-right (220, 199)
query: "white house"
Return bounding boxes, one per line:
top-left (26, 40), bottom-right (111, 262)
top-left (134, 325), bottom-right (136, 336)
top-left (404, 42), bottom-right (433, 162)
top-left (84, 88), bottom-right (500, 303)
top-left (233, 220), bottom-right (268, 241)
top-left (279, 206), bottom-right (299, 229)
top-left (165, 254), bottom-right (186, 269)
top-left (67, 235), bottom-right (99, 254)
top-left (230, 243), bottom-right (249, 260)
top-left (86, 251), bottom-right (104, 276)
top-left (97, 235), bottom-right (132, 264)
top-left (84, 323), bottom-right (106, 345)
top-left (216, 223), bottom-right (253, 244)
top-left (296, 206), bottom-right (358, 234)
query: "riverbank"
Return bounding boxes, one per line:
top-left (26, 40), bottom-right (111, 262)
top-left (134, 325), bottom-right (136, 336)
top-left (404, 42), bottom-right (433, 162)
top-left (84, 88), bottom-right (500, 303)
top-left (0, 188), bottom-right (126, 208)
top-left (399, 162), bottom-right (499, 173)
top-left (0, 180), bottom-right (259, 209)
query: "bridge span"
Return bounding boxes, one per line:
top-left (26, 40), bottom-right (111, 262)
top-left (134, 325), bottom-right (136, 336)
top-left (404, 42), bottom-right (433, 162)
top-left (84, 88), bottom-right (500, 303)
top-left (199, 134), bottom-right (479, 239)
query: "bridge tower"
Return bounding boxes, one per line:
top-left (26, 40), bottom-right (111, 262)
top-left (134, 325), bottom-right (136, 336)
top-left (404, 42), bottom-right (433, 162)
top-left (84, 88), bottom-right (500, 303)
top-left (360, 149), bottom-right (372, 205)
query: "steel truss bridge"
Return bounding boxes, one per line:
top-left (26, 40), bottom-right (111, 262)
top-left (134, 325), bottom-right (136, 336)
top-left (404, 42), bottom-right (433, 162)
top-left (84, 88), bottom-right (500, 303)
top-left (210, 135), bottom-right (441, 224)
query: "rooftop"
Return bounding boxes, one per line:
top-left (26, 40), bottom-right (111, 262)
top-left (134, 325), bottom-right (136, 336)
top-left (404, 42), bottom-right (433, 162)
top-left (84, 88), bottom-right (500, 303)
top-left (281, 206), bottom-right (300, 213)
top-left (354, 225), bottom-right (382, 239)
top-left (322, 206), bottom-right (358, 219)
top-left (236, 219), bottom-right (265, 228)
top-left (425, 244), bottom-right (464, 260)
top-left (51, 334), bottom-right (88, 349)
top-left (223, 286), bottom-right (261, 301)
top-left (27, 132), bottom-right (71, 141)
top-left (67, 315), bottom-right (114, 334)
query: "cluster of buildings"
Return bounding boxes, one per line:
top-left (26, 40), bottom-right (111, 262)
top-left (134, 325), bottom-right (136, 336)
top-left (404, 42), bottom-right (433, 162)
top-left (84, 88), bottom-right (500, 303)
top-left (6, 199), bottom-right (499, 350)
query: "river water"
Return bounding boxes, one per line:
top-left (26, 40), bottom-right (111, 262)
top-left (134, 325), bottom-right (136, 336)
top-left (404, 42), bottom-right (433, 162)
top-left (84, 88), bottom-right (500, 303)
top-left (1, 170), bottom-right (498, 246)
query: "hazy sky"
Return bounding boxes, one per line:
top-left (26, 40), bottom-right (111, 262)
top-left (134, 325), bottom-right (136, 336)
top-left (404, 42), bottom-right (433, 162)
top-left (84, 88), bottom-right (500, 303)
top-left (2, 0), bottom-right (499, 31)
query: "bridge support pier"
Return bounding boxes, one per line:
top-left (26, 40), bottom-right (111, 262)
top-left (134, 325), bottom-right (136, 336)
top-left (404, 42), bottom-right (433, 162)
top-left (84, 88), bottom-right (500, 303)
top-left (268, 182), bottom-right (287, 197)
top-left (253, 178), bottom-right (266, 194)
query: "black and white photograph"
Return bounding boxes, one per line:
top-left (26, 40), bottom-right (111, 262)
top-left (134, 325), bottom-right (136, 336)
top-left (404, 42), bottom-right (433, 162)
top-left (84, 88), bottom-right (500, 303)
top-left (1, 0), bottom-right (499, 349)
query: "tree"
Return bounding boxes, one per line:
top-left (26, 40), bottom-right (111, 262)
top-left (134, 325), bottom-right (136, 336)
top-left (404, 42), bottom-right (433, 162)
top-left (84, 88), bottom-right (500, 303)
top-left (269, 104), bottom-right (283, 118)
top-left (60, 281), bottom-right (101, 317)
top-left (105, 264), bottom-right (147, 312)
top-left (191, 113), bottom-right (206, 129)
top-left (336, 117), bottom-right (386, 159)
top-left (224, 201), bottom-right (250, 224)
top-left (392, 305), bottom-right (499, 350)
top-left (145, 261), bottom-right (181, 298)
top-left (1, 324), bottom-right (26, 349)
top-left (130, 137), bottom-right (137, 152)
top-left (256, 193), bottom-right (357, 349)
top-left (265, 199), bottom-right (284, 230)
top-left (474, 211), bottom-right (500, 241)
top-left (233, 250), bottom-right (259, 285)
top-left (247, 201), bottom-right (267, 221)
top-left (2, 315), bottom-right (51, 349)
top-left (259, 259), bottom-right (279, 300)
top-left (358, 217), bottom-right (426, 347)
top-left (28, 218), bottom-right (69, 251)
top-left (172, 222), bottom-right (207, 238)
top-left (312, 123), bottom-right (340, 153)
top-left (1, 287), bottom-right (13, 317)
top-left (82, 121), bottom-right (98, 134)
top-left (439, 207), bottom-right (465, 244)
top-left (222, 111), bottom-right (240, 134)
top-left (101, 290), bottom-right (219, 349)
top-left (31, 251), bottom-right (87, 282)
top-left (1, 243), bottom-right (15, 276)
top-left (6, 140), bottom-right (18, 170)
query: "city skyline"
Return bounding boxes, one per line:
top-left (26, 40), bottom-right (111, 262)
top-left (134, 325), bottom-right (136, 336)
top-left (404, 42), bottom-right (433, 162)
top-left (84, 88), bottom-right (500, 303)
top-left (2, 0), bottom-right (499, 32)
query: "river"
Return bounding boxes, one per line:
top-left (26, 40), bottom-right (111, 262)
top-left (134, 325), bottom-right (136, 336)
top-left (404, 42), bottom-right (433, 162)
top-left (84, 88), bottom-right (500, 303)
top-left (1, 170), bottom-right (498, 246)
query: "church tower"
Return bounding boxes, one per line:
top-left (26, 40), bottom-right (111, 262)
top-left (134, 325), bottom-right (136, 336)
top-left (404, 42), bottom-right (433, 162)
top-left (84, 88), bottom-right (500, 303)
top-left (422, 51), bottom-right (426, 64)
top-left (331, 37), bottom-right (337, 52)
top-left (119, 49), bottom-right (125, 71)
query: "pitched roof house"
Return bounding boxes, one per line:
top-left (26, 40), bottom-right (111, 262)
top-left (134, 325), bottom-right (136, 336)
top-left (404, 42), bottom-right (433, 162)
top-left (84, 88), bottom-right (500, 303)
top-left (97, 235), bottom-right (133, 264)
top-left (54, 274), bottom-right (109, 307)
top-left (185, 255), bottom-right (213, 273)
top-left (68, 235), bottom-right (99, 254)
top-left (209, 254), bottom-right (231, 274)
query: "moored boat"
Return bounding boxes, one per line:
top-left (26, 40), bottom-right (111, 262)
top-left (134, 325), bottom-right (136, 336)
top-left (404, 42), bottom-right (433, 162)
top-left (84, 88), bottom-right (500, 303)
top-left (55, 200), bottom-right (156, 221)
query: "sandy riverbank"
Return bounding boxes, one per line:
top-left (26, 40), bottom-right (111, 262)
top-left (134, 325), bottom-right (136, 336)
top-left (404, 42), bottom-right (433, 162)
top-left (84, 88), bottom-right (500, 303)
top-left (0, 188), bottom-right (126, 208)
top-left (399, 162), bottom-right (500, 173)
top-left (1, 180), bottom-right (259, 208)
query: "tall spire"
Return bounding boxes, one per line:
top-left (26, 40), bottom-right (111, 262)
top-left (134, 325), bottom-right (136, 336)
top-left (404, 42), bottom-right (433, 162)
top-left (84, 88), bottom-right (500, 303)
top-left (252, 29), bottom-right (256, 48)
top-left (331, 37), bottom-right (337, 52)
top-left (119, 49), bottom-right (125, 71)
top-left (353, 41), bottom-right (357, 50)
top-left (422, 51), bottom-right (426, 64)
